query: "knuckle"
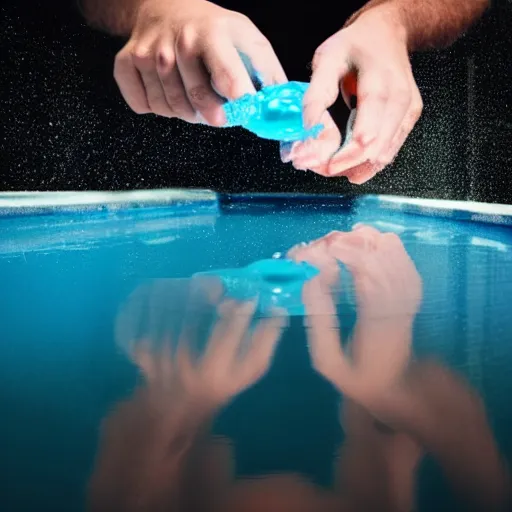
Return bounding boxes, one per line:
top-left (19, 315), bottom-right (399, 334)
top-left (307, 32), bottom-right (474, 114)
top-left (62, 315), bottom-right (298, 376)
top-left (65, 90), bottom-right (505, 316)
top-left (176, 25), bottom-right (199, 56)
top-left (236, 12), bottom-right (252, 25)
top-left (203, 15), bottom-right (229, 35)
top-left (360, 86), bottom-right (389, 104)
top-left (251, 34), bottom-right (274, 53)
top-left (156, 48), bottom-right (176, 75)
top-left (131, 45), bottom-right (154, 68)
top-left (311, 47), bottom-right (328, 71)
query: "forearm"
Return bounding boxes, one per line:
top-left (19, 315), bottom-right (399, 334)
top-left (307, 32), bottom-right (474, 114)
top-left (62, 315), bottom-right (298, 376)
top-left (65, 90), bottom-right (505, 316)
top-left (386, 363), bottom-right (511, 512)
top-left (345, 0), bottom-right (490, 51)
top-left (79, 0), bottom-right (146, 36)
top-left (88, 389), bottom-right (213, 512)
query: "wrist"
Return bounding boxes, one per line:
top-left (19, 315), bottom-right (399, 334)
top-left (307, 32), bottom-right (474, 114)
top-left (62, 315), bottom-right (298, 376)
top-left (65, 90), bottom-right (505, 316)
top-left (345, 2), bottom-right (409, 49)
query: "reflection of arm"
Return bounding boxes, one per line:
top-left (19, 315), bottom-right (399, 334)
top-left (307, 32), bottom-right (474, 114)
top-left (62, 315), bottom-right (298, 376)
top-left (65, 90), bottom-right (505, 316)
top-left (336, 400), bottom-right (408, 512)
top-left (344, 0), bottom-right (489, 50)
top-left (379, 362), bottom-right (511, 512)
top-left (88, 389), bottom-right (213, 512)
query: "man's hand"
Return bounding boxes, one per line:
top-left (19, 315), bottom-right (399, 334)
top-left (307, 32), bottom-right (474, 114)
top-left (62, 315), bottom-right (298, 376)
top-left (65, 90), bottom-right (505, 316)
top-left (114, 0), bottom-right (286, 124)
top-left (288, 227), bottom-right (421, 407)
top-left (289, 5), bottom-right (423, 184)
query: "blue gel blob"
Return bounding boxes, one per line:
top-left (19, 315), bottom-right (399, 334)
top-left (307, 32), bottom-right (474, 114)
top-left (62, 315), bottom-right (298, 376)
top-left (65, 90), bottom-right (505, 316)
top-left (195, 258), bottom-right (319, 316)
top-left (223, 81), bottom-right (323, 142)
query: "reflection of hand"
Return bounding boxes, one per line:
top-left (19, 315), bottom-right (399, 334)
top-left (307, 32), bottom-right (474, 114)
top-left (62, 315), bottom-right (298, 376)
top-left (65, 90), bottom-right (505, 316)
top-left (114, 0), bottom-right (286, 123)
top-left (328, 226), bottom-right (422, 409)
top-left (300, 5), bottom-right (423, 183)
top-left (289, 227), bottom-right (420, 408)
top-left (290, 233), bottom-right (421, 511)
top-left (327, 225), bottom-right (422, 322)
top-left (133, 298), bottom-right (287, 411)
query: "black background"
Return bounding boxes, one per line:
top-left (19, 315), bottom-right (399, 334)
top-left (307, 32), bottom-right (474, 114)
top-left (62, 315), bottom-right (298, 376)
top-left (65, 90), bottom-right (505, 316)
top-left (1, 0), bottom-right (511, 202)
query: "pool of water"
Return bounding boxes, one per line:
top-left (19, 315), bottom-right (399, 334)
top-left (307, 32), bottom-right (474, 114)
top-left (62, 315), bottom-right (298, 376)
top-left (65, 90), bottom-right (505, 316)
top-left (1, 190), bottom-right (511, 512)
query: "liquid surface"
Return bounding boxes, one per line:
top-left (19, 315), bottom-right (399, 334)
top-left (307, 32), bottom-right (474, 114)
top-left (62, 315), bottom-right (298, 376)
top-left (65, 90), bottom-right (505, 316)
top-left (1, 194), bottom-right (512, 512)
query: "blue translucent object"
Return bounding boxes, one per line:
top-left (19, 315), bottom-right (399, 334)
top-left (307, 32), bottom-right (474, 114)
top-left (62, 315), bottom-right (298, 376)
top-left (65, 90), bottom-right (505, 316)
top-left (194, 258), bottom-right (319, 316)
top-left (223, 81), bottom-right (324, 142)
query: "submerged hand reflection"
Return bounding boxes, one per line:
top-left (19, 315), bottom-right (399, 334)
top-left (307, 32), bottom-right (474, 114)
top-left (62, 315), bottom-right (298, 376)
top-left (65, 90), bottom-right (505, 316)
top-left (289, 225), bottom-right (421, 407)
top-left (136, 299), bottom-right (286, 410)
top-left (119, 278), bottom-right (287, 411)
top-left (290, 227), bottom-right (511, 512)
top-left (89, 278), bottom-right (287, 512)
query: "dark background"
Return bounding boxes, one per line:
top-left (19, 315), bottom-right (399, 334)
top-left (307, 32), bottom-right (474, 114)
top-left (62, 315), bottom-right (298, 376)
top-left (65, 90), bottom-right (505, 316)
top-left (1, 0), bottom-right (511, 202)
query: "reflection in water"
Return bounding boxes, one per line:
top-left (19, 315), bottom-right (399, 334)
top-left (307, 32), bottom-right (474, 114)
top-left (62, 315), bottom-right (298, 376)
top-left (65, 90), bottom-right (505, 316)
top-left (89, 226), bottom-right (511, 512)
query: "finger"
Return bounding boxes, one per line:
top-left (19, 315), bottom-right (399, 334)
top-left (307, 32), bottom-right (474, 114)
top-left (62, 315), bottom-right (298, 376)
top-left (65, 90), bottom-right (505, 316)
top-left (349, 69), bottom-right (391, 151)
top-left (158, 339), bottom-right (175, 386)
top-left (203, 300), bottom-right (257, 362)
top-left (132, 340), bottom-right (158, 383)
top-left (323, 69), bottom-right (393, 175)
top-left (202, 34), bottom-right (257, 100)
top-left (303, 279), bottom-right (351, 385)
top-left (288, 112), bottom-right (341, 170)
top-left (327, 239), bottom-right (367, 271)
top-left (288, 239), bottom-right (340, 286)
top-left (233, 26), bottom-right (287, 86)
top-left (352, 224), bottom-right (382, 237)
top-left (349, 226), bottom-right (383, 251)
top-left (303, 41), bottom-right (351, 129)
top-left (189, 275), bottom-right (226, 307)
top-left (378, 90), bottom-right (423, 166)
top-left (239, 313), bottom-right (288, 384)
top-left (365, 79), bottom-right (412, 165)
top-left (114, 46), bottom-right (151, 114)
top-left (175, 278), bottom-right (223, 358)
top-left (336, 161), bottom-right (382, 184)
top-left (155, 43), bottom-right (198, 123)
top-left (131, 43), bottom-right (175, 117)
top-left (324, 136), bottom-right (373, 177)
top-left (175, 31), bottom-right (228, 127)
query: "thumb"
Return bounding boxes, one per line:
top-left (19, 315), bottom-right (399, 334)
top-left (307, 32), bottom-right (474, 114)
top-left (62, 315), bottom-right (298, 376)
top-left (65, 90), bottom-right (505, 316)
top-left (303, 45), bottom-right (350, 129)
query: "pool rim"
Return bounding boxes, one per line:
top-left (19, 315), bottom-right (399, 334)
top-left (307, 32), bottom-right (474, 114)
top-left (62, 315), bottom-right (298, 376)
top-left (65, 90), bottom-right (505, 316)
top-left (0, 190), bottom-right (511, 226)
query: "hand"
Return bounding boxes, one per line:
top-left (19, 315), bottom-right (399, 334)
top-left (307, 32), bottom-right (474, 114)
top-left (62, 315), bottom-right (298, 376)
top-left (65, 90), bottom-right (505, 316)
top-left (326, 225), bottom-right (422, 322)
top-left (298, 5), bottom-right (423, 183)
top-left (288, 227), bottom-right (421, 408)
top-left (122, 279), bottom-right (287, 410)
top-left (114, 0), bottom-right (286, 125)
top-left (280, 111), bottom-right (342, 176)
top-left (324, 226), bottom-right (422, 408)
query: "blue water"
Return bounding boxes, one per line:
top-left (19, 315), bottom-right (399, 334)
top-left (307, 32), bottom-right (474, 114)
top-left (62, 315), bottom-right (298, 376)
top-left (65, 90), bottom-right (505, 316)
top-left (1, 194), bottom-right (512, 511)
